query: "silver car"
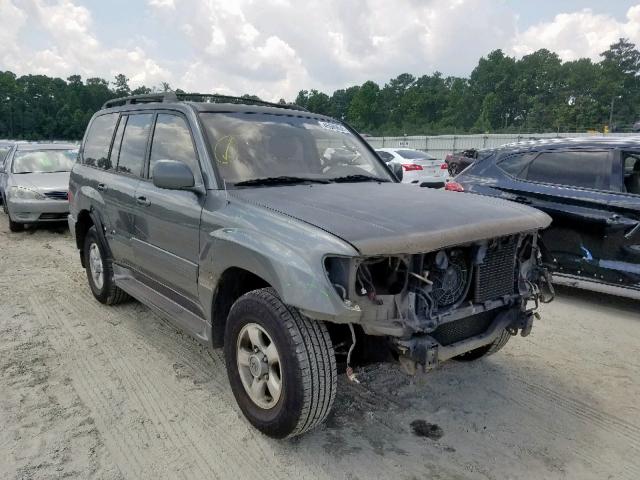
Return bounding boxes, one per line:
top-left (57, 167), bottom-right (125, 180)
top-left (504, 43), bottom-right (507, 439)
top-left (2, 143), bottom-right (78, 232)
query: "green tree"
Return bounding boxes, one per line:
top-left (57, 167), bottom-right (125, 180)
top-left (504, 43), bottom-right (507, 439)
top-left (113, 74), bottom-right (131, 97)
top-left (347, 81), bottom-right (382, 132)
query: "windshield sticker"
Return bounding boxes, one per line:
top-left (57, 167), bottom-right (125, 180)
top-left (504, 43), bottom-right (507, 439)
top-left (214, 135), bottom-right (239, 165)
top-left (318, 121), bottom-right (351, 135)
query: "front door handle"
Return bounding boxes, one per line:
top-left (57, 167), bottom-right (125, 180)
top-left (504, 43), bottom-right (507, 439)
top-left (97, 183), bottom-right (107, 192)
top-left (514, 196), bottom-right (532, 205)
top-left (136, 195), bottom-right (151, 206)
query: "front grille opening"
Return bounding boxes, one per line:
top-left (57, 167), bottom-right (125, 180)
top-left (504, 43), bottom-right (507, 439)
top-left (39, 213), bottom-right (67, 220)
top-left (44, 191), bottom-right (68, 200)
top-left (431, 310), bottom-right (495, 346)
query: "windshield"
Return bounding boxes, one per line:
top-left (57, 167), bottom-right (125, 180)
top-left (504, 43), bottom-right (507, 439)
top-left (397, 149), bottom-right (432, 160)
top-left (199, 112), bottom-right (392, 186)
top-left (12, 149), bottom-right (78, 174)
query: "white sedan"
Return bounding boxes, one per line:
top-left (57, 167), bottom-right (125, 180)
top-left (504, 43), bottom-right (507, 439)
top-left (375, 148), bottom-right (449, 187)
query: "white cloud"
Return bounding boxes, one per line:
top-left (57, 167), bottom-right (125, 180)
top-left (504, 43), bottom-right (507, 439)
top-left (3, 0), bottom-right (640, 101)
top-left (147, 0), bottom-right (517, 99)
top-left (510, 6), bottom-right (640, 61)
top-left (0, 0), bottom-right (27, 64)
top-left (0, 0), bottom-right (169, 88)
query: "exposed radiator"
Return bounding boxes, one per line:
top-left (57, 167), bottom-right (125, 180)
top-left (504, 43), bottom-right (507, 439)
top-left (473, 236), bottom-right (517, 303)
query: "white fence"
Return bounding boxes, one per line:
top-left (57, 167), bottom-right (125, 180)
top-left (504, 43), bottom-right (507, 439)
top-left (365, 133), bottom-right (638, 160)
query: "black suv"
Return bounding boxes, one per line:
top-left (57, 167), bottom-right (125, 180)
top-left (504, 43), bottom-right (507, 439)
top-left (453, 137), bottom-right (640, 299)
top-left (68, 93), bottom-right (552, 438)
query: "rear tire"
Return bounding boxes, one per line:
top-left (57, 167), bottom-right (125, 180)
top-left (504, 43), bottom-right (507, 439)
top-left (224, 288), bottom-right (337, 438)
top-left (83, 226), bottom-right (129, 305)
top-left (454, 329), bottom-right (512, 361)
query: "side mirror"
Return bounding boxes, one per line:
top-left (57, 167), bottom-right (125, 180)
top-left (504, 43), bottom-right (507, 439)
top-left (152, 160), bottom-right (195, 190)
top-left (391, 162), bottom-right (403, 182)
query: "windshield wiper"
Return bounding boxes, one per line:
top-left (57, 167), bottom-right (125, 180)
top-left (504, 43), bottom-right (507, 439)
top-left (233, 176), bottom-right (330, 187)
top-left (328, 174), bottom-right (391, 183)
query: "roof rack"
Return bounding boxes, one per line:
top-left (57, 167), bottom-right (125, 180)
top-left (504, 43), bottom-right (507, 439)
top-left (102, 92), bottom-right (307, 111)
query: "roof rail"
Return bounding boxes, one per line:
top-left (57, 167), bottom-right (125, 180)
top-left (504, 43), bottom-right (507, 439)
top-left (102, 92), bottom-right (178, 109)
top-left (102, 91), bottom-right (307, 112)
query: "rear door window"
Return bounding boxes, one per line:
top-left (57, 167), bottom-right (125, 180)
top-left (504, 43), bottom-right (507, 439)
top-left (498, 152), bottom-right (536, 177)
top-left (148, 114), bottom-right (200, 178)
top-left (116, 114), bottom-right (153, 177)
top-left (525, 151), bottom-right (611, 190)
top-left (83, 113), bottom-right (118, 169)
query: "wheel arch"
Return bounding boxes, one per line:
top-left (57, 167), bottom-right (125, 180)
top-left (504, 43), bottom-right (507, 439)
top-left (75, 208), bottom-right (111, 267)
top-left (210, 267), bottom-right (271, 348)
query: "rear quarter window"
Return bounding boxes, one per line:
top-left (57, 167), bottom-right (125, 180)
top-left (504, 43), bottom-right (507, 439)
top-left (83, 113), bottom-right (118, 170)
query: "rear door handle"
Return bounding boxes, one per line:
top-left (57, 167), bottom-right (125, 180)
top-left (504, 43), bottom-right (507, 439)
top-left (136, 195), bottom-right (151, 206)
top-left (97, 183), bottom-right (107, 192)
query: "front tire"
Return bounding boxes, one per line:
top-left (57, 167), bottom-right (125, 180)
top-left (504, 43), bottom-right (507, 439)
top-left (83, 226), bottom-right (128, 305)
top-left (454, 329), bottom-right (512, 361)
top-left (224, 288), bottom-right (337, 438)
top-left (8, 216), bottom-right (24, 232)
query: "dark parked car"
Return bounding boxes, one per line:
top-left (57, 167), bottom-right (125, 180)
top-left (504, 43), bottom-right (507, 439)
top-left (445, 148), bottom-right (479, 176)
top-left (451, 137), bottom-right (640, 299)
top-left (633, 121), bottom-right (640, 133)
top-left (69, 92), bottom-right (552, 438)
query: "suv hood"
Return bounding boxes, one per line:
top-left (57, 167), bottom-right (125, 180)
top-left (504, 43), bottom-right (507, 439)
top-left (231, 183), bottom-right (551, 255)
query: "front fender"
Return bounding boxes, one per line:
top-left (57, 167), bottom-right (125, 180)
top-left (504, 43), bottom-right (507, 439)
top-left (204, 227), bottom-right (353, 319)
top-left (198, 194), bottom-right (361, 321)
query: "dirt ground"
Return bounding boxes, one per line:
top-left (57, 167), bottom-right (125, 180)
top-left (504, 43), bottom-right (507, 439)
top-left (0, 215), bottom-right (639, 480)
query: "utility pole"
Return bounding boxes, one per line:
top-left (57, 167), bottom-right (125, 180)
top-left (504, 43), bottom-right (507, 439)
top-left (609, 96), bottom-right (615, 133)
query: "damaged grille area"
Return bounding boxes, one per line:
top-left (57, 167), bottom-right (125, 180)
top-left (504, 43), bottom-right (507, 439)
top-left (431, 310), bottom-right (495, 346)
top-left (473, 236), bottom-right (517, 303)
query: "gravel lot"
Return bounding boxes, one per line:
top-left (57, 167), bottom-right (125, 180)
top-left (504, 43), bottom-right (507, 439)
top-left (1, 214), bottom-right (639, 480)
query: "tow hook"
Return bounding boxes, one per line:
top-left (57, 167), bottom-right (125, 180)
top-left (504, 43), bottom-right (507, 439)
top-left (508, 311), bottom-right (537, 337)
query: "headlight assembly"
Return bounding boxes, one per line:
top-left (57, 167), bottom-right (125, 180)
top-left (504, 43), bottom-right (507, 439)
top-left (8, 186), bottom-right (45, 200)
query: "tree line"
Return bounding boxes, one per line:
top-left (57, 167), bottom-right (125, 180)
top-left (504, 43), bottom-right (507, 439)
top-left (1, 38), bottom-right (639, 140)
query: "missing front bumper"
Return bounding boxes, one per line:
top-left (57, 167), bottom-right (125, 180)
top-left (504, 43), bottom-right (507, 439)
top-left (394, 308), bottom-right (533, 370)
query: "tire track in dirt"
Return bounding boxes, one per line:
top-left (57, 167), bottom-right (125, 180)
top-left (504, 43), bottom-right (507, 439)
top-left (30, 277), bottom-right (326, 479)
top-left (0, 294), bottom-right (122, 479)
top-left (487, 375), bottom-right (640, 480)
top-left (30, 288), bottom-right (236, 480)
top-left (27, 291), bottom-right (169, 479)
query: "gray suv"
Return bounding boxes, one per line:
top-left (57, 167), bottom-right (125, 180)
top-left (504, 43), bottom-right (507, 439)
top-left (69, 93), bottom-right (553, 438)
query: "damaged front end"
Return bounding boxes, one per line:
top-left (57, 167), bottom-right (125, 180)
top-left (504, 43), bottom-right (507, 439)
top-left (325, 232), bottom-right (554, 371)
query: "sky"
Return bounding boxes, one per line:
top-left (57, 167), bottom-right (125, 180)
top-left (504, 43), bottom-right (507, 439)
top-left (2, 0), bottom-right (640, 101)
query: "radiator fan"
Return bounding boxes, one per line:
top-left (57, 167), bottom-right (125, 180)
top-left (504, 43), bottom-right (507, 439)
top-left (430, 250), bottom-right (469, 307)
